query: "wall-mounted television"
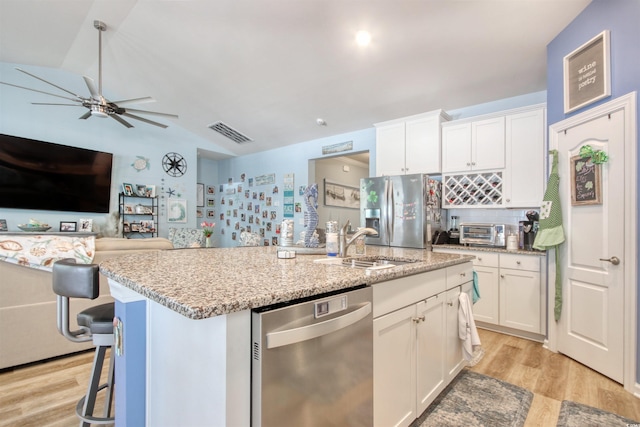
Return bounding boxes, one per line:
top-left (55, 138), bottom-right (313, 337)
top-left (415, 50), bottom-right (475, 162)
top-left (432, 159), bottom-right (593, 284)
top-left (0, 134), bottom-right (113, 213)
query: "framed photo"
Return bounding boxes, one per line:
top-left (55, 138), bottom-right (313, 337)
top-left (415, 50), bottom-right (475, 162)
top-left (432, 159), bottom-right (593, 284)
top-left (122, 183), bottom-right (134, 196)
top-left (196, 208), bottom-right (204, 218)
top-left (207, 198), bottom-right (215, 207)
top-left (131, 223), bottom-right (140, 232)
top-left (79, 219), bottom-right (93, 232)
top-left (207, 185), bottom-right (216, 195)
top-left (570, 155), bottom-right (602, 206)
top-left (59, 221), bottom-right (77, 232)
top-left (145, 185), bottom-right (156, 198)
top-left (563, 30), bottom-right (611, 114)
top-left (167, 199), bottom-right (187, 223)
top-left (124, 204), bottom-right (134, 214)
top-left (207, 209), bottom-right (215, 218)
top-left (0, 219), bottom-right (7, 231)
top-left (135, 184), bottom-right (147, 197)
top-left (197, 183), bottom-right (204, 207)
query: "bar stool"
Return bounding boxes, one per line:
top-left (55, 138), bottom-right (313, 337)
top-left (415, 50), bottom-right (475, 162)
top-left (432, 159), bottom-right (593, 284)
top-left (52, 258), bottom-right (115, 426)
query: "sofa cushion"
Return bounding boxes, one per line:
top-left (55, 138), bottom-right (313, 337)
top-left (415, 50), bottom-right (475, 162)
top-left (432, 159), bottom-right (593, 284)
top-left (168, 228), bottom-right (205, 248)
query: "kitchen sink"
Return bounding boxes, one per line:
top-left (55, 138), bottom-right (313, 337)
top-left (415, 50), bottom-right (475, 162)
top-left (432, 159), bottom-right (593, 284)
top-left (340, 257), bottom-right (418, 269)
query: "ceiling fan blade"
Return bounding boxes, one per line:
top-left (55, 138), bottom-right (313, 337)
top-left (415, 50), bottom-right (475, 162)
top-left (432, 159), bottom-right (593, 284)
top-left (83, 76), bottom-right (100, 99)
top-left (79, 111), bottom-right (92, 120)
top-left (31, 102), bottom-right (81, 106)
top-left (15, 67), bottom-right (85, 99)
top-left (121, 112), bottom-right (169, 128)
top-left (113, 97), bottom-right (155, 106)
top-left (124, 108), bottom-right (179, 119)
top-left (0, 81), bottom-right (81, 103)
top-left (111, 114), bottom-right (134, 128)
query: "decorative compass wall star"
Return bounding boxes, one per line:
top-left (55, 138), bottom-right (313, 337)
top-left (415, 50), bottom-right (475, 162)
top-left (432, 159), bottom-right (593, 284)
top-left (162, 152), bottom-right (187, 177)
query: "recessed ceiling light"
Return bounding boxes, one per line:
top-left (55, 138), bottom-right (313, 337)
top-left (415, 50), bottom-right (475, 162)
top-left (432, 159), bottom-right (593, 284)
top-left (355, 30), bottom-right (371, 47)
top-left (316, 118), bottom-right (327, 126)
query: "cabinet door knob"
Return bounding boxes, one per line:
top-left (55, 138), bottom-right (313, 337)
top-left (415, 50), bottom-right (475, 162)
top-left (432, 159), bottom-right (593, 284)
top-left (516, 261), bottom-right (521, 265)
top-left (506, 198), bottom-right (511, 202)
top-left (466, 162), bottom-right (471, 166)
top-left (500, 274), bottom-right (505, 279)
top-left (478, 257), bottom-right (482, 261)
top-left (459, 272), bottom-right (466, 277)
top-left (447, 301), bottom-right (454, 307)
top-left (471, 162), bottom-right (476, 166)
top-left (412, 315), bottom-right (425, 323)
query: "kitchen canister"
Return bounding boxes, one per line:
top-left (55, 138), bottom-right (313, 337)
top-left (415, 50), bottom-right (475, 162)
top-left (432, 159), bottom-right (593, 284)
top-left (506, 233), bottom-right (518, 251)
top-left (281, 219), bottom-right (294, 247)
top-left (325, 221), bottom-right (339, 256)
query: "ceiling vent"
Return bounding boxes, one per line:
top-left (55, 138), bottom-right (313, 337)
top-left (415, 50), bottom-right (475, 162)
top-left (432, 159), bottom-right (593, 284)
top-left (208, 121), bottom-right (253, 144)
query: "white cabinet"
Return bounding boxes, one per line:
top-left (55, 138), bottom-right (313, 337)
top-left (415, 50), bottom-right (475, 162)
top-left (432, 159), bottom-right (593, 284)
top-left (442, 117), bottom-right (505, 173)
top-left (433, 248), bottom-right (545, 338)
top-left (373, 263), bottom-right (472, 427)
top-left (503, 107), bottom-right (545, 207)
top-left (441, 104), bottom-right (546, 209)
top-left (375, 110), bottom-right (450, 176)
top-left (499, 254), bottom-right (541, 334)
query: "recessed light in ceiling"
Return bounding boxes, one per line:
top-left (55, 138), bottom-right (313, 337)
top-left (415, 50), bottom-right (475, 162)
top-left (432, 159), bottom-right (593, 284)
top-left (316, 118), bottom-right (327, 126)
top-left (355, 30), bottom-right (371, 47)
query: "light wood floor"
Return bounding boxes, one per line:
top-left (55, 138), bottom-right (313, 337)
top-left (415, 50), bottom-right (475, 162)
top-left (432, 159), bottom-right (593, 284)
top-left (468, 328), bottom-right (640, 425)
top-left (1, 329), bottom-right (639, 426)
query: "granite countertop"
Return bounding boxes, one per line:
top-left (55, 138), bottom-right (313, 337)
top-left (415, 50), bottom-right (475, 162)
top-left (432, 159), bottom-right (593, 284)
top-left (99, 246), bottom-right (474, 320)
top-left (433, 244), bottom-right (547, 256)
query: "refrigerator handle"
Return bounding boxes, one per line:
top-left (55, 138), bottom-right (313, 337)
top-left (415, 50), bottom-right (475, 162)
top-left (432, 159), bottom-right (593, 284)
top-left (388, 179), bottom-right (394, 242)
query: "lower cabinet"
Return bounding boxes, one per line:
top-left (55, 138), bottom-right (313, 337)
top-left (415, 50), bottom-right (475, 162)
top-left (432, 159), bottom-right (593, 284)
top-left (433, 248), bottom-right (546, 337)
top-left (373, 263), bottom-right (473, 427)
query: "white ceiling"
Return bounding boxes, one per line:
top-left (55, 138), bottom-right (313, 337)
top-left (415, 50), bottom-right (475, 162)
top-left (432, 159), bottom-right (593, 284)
top-left (0, 0), bottom-right (590, 159)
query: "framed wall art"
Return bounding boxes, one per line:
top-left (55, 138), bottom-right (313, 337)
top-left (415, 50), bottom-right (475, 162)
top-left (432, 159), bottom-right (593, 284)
top-left (167, 199), bottom-right (187, 223)
top-left (563, 30), bottom-right (611, 114)
top-left (197, 183), bottom-right (204, 207)
top-left (323, 179), bottom-right (360, 209)
top-left (570, 155), bottom-right (602, 206)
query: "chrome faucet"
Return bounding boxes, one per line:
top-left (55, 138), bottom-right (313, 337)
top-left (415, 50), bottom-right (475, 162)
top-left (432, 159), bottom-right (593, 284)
top-left (338, 220), bottom-right (378, 257)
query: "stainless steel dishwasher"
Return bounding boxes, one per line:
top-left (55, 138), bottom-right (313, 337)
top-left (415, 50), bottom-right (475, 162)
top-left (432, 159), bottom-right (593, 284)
top-left (251, 286), bottom-right (373, 427)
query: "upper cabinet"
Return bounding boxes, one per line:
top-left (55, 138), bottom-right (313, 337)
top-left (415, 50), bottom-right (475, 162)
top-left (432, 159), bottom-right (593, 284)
top-left (375, 110), bottom-right (450, 176)
top-left (442, 116), bottom-right (505, 173)
top-left (442, 104), bottom-right (546, 209)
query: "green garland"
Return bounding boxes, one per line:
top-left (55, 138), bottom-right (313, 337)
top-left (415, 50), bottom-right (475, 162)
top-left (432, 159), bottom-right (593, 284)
top-left (579, 145), bottom-right (609, 164)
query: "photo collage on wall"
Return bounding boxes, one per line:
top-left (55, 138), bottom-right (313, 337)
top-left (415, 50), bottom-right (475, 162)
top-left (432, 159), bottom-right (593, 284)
top-left (217, 172), bottom-right (292, 246)
top-left (196, 184), bottom-right (216, 220)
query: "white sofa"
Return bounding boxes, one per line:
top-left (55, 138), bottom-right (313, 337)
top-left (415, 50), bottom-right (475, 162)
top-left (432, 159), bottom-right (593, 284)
top-left (0, 237), bottom-right (173, 369)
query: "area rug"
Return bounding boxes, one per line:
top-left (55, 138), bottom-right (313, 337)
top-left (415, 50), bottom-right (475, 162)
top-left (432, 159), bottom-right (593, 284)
top-left (556, 400), bottom-right (639, 427)
top-left (412, 370), bottom-right (533, 427)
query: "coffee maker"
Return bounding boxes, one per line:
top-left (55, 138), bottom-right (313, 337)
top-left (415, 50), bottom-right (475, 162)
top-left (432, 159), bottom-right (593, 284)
top-left (519, 211), bottom-right (539, 250)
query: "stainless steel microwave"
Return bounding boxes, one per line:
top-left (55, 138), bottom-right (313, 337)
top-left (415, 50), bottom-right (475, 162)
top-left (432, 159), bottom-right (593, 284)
top-left (459, 223), bottom-right (506, 247)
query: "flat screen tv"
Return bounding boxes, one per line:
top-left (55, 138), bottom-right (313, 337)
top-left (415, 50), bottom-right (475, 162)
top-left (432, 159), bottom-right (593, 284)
top-left (0, 133), bottom-right (113, 213)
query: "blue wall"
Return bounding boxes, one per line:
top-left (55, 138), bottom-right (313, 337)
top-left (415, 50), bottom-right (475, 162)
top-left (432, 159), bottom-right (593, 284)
top-left (546, 0), bottom-right (640, 382)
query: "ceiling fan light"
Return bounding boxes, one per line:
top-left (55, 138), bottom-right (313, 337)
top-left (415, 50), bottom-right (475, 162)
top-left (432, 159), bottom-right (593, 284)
top-left (90, 104), bottom-right (109, 118)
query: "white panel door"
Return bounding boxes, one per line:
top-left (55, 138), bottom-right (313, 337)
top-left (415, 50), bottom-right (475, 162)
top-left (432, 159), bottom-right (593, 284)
top-left (472, 116), bottom-right (505, 171)
top-left (556, 110), bottom-right (625, 383)
top-left (405, 115), bottom-right (440, 174)
top-left (416, 295), bottom-right (445, 414)
top-left (472, 266), bottom-right (500, 325)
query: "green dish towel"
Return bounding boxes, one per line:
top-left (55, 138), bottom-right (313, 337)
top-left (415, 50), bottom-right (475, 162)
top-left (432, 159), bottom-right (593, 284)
top-left (533, 150), bottom-right (565, 321)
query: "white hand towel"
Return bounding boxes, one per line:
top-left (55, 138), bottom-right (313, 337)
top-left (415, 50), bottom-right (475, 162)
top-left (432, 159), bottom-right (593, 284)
top-left (458, 292), bottom-right (482, 363)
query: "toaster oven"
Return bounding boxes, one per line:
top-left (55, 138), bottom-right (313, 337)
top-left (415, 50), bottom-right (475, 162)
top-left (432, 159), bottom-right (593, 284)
top-left (459, 223), bottom-right (506, 247)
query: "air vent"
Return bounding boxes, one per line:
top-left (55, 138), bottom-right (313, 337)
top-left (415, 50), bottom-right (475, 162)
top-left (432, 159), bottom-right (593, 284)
top-left (253, 341), bottom-right (260, 361)
top-left (208, 121), bottom-right (253, 144)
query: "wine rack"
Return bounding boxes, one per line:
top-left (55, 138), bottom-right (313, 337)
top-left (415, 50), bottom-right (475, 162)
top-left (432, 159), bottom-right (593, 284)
top-left (443, 172), bottom-right (503, 207)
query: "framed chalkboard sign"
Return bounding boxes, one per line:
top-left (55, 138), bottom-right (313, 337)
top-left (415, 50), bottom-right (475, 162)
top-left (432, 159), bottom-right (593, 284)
top-left (570, 155), bottom-right (602, 206)
top-left (563, 30), bottom-right (611, 114)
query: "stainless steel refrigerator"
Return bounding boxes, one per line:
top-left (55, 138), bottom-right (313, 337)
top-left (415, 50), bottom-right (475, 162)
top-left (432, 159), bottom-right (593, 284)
top-left (360, 173), bottom-right (442, 249)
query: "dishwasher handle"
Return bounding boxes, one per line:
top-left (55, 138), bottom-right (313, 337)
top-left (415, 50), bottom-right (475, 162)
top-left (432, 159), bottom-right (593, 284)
top-left (266, 302), bottom-right (371, 349)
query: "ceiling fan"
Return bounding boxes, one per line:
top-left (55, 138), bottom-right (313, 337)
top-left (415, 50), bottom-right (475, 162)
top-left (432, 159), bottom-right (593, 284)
top-left (0, 20), bottom-right (178, 128)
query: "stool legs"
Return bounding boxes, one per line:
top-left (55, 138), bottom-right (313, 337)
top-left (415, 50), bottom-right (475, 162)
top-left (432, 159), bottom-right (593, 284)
top-left (77, 344), bottom-right (115, 426)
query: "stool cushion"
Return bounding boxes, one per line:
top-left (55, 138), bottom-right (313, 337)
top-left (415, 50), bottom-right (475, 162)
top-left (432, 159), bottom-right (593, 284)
top-left (77, 303), bottom-right (115, 335)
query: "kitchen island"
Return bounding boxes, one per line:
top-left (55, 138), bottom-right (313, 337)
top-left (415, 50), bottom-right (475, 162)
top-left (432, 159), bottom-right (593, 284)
top-left (99, 246), bottom-right (473, 426)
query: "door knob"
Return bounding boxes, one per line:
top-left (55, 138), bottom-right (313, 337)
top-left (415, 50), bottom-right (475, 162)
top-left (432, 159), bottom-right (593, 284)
top-left (599, 256), bottom-right (620, 265)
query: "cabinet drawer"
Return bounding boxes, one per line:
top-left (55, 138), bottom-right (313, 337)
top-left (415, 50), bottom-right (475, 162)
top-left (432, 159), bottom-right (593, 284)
top-left (446, 262), bottom-right (473, 289)
top-left (470, 252), bottom-right (499, 268)
top-left (373, 269), bottom-right (446, 318)
top-left (500, 254), bottom-right (540, 271)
